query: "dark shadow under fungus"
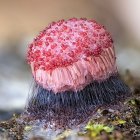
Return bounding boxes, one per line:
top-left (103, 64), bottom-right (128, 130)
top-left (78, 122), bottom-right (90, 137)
top-left (24, 73), bottom-right (131, 129)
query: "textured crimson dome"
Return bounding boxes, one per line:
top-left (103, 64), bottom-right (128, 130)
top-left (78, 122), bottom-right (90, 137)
top-left (27, 18), bottom-right (117, 93)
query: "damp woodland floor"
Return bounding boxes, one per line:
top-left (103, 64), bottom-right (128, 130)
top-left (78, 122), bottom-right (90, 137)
top-left (0, 70), bottom-right (140, 140)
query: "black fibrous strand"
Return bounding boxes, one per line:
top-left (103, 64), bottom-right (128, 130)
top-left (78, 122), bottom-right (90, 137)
top-left (24, 73), bottom-right (131, 129)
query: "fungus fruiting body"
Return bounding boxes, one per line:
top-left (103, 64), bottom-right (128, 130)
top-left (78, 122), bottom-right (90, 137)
top-left (25, 18), bottom-right (131, 129)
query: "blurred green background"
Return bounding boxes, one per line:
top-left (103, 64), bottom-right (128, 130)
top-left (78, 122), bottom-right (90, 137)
top-left (0, 0), bottom-right (140, 119)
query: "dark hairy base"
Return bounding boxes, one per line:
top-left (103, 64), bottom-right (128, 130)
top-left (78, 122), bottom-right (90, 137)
top-left (24, 74), bottom-right (131, 129)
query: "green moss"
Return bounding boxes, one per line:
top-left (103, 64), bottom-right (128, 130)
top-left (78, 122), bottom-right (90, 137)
top-left (85, 122), bottom-right (114, 137)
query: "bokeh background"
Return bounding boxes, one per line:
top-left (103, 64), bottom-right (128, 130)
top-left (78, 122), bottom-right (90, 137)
top-left (0, 0), bottom-right (140, 120)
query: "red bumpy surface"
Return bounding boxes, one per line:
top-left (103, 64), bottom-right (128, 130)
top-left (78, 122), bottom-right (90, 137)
top-left (27, 18), bottom-right (117, 93)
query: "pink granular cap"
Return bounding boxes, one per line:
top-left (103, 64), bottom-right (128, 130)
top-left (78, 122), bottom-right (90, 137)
top-left (27, 18), bottom-right (117, 93)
